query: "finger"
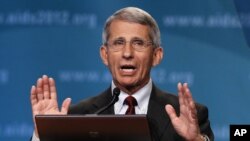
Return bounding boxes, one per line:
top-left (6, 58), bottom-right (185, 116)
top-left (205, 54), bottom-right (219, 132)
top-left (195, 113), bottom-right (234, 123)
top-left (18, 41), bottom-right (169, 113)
top-left (182, 83), bottom-right (190, 107)
top-left (165, 104), bottom-right (177, 121)
top-left (36, 78), bottom-right (44, 101)
top-left (49, 77), bottom-right (57, 100)
top-left (61, 98), bottom-right (71, 114)
top-left (183, 84), bottom-right (198, 121)
top-left (183, 83), bottom-right (195, 109)
top-left (177, 82), bottom-right (184, 106)
top-left (42, 75), bottom-right (50, 99)
top-left (187, 94), bottom-right (197, 120)
top-left (30, 85), bottom-right (38, 106)
top-left (30, 85), bottom-right (39, 134)
top-left (189, 100), bottom-right (197, 120)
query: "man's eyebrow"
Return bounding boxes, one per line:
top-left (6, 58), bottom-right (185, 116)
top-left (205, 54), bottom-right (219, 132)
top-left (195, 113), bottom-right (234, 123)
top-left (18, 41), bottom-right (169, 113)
top-left (113, 37), bottom-right (125, 40)
top-left (131, 37), bottom-right (144, 40)
top-left (112, 36), bottom-right (145, 41)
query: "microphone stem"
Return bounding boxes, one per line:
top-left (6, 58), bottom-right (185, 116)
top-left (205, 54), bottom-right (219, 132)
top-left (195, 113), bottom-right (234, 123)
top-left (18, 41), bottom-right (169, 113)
top-left (95, 88), bottom-right (120, 114)
top-left (94, 96), bottom-right (119, 114)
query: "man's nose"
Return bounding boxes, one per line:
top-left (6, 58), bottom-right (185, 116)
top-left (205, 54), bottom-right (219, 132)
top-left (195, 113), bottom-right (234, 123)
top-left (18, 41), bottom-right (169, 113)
top-left (122, 42), bottom-right (134, 59)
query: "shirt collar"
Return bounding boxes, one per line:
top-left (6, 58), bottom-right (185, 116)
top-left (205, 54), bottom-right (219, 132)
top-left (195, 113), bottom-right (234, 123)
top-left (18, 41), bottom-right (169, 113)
top-left (112, 79), bottom-right (152, 114)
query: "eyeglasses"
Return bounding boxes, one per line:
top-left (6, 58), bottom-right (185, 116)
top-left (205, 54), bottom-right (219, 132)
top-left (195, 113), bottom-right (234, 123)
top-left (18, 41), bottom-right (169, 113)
top-left (105, 38), bottom-right (154, 52)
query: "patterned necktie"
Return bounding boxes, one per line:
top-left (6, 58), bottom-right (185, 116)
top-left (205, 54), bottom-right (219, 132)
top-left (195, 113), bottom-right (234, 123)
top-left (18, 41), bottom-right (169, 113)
top-left (124, 96), bottom-right (138, 115)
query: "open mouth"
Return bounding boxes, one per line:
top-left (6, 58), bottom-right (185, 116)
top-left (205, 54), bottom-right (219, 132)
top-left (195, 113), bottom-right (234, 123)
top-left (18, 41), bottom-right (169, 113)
top-left (120, 65), bottom-right (136, 72)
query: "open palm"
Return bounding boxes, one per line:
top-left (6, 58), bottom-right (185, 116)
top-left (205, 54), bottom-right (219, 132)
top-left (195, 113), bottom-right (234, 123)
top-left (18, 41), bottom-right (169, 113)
top-left (165, 83), bottom-right (201, 141)
top-left (30, 75), bottom-right (71, 137)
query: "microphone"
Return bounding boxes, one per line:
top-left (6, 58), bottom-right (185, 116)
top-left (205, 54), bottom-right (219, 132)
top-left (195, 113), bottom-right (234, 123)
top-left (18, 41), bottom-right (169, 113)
top-left (94, 87), bottom-right (120, 114)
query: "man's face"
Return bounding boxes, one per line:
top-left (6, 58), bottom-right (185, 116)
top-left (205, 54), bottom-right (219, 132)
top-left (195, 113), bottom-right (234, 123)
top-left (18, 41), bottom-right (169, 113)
top-left (100, 20), bottom-right (163, 93)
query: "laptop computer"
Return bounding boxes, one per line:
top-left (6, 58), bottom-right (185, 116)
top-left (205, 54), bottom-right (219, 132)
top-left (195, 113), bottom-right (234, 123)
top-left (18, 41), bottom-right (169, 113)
top-left (35, 114), bottom-right (152, 141)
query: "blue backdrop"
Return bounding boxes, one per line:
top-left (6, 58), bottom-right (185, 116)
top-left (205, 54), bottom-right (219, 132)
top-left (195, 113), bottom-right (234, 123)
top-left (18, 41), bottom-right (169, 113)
top-left (0, 0), bottom-right (250, 141)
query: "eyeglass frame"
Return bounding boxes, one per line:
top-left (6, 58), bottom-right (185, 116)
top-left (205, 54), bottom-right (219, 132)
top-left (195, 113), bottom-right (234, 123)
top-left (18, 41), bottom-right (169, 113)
top-left (104, 37), bottom-right (155, 52)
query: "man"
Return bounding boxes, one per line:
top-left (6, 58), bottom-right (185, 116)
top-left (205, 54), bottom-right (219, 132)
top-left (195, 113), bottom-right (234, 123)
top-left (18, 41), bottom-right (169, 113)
top-left (30, 7), bottom-right (214, 141)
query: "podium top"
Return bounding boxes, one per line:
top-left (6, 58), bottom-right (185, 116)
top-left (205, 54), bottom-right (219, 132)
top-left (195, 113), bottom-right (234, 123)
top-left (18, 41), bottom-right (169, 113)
top-left (35, 114), bottom-right (152, 141)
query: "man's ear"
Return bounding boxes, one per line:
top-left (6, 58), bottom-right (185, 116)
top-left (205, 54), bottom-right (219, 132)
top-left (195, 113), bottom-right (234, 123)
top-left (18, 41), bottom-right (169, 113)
top-left (100, 46), bottom-right (109, 66)
top-left (152, 47), bottom-right (163, 67)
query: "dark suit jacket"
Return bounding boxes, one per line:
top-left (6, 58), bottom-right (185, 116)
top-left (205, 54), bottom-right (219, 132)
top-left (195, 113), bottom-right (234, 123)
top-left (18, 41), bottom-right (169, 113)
top-left (69, 84), bottom-right (214, 141)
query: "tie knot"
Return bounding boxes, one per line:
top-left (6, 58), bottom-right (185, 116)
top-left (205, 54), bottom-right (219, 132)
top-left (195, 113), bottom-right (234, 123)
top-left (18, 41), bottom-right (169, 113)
top-left (124, 96), bottom-right (138, 107)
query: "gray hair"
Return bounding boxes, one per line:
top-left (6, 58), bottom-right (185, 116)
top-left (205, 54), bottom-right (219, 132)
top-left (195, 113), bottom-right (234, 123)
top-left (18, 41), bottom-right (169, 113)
top-left (102, 7), bottom-right (161, 47)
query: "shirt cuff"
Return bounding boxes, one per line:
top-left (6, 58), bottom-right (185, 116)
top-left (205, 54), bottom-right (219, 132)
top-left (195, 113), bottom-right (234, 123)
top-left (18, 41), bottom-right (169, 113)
top-left (202, 134), bottom-right (210, 141)
top-left (31, 131), bottom-right (40, 141)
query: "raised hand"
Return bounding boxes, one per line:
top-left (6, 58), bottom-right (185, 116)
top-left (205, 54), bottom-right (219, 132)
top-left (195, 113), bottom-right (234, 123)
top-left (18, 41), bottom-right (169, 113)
top-left (30, 75), bottom-right (71, 137)
top-left (165, 83), bottom-right (203, 141)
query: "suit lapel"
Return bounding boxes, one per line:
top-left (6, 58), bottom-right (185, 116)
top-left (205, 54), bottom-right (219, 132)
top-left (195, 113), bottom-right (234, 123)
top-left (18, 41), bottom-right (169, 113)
top-left (147, 84), bottom-right (171, 141)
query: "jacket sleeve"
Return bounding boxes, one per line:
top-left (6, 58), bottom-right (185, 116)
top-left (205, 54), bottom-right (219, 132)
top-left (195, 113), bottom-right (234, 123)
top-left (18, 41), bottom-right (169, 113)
top-left (196, 104), bottom-right (214, 141)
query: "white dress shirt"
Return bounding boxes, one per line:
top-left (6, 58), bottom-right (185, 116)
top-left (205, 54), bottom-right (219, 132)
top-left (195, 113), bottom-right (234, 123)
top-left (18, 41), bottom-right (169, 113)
top-left (113, 79), bottom-right (152, 115)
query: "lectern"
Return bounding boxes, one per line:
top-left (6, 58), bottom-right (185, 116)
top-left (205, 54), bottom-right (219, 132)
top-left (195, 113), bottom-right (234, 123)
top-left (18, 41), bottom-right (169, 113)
top-left (35, 114), bottom-right (152, 141)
